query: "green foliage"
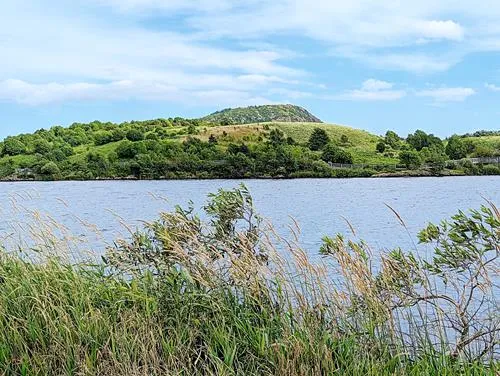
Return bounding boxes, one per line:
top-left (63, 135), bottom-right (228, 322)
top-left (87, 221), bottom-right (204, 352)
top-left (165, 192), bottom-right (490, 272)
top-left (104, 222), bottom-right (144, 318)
top-left (407, 130), bottom-right (443, 151)
top-left (0, 107), bottom-right (498, 180)
top-left (40, 161), bottom-right (60, 177)
top-left (399, 150), bottom-right (422, 169)
top-left (116, 140), bottom-right (146, 159)
top-left (376, 140), bottom-right (386, 153)
top-left (2, 137), bottom-right (27, 156)
top-left (446, 135), bottom-right (468, 160)
top-left (419, 144), bottom-right (447, 173)
top-left (202, 104), bottom-right (322, 125)
top-left (321, 143), bottom-right (353, 164)
top-left (268, 128), bottom-right (286, 146)
top-left (384, 130), bottom-right (402, 149)
top-left (308, 127), bottom-right (330, 150)
top-left (126, 128), bottom-right (145, 142)
top-left (33, 138), bottom-right (51, 154)
top-left (1, 187), bottom-right (497, 374)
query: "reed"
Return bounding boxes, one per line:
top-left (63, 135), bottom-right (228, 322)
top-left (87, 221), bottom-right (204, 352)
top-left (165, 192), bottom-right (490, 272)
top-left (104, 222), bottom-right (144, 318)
top-left (0, 185), bottom-right (498, 375)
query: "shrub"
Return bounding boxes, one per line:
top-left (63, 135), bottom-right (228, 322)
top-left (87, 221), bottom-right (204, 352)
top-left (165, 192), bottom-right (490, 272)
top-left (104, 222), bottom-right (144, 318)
top-left (321, 143), bottom-right (353, 164)
top-left (2, 137), bottom-right (27, 156)
top-left (33, 138), bottom-right (52, 154)
top-left (445, 135), bottom-right (467, 160)
top-left (308, 128), bottom-right (330, 150)
top-left (376, 141), bottom-right (386, 153)
top-left (0, 186), bottom-right (497, 374)
top-left (94, 130), bottom-right (114, 146)
top-left (40, 161), bottom-right (60, 176)
top-left (480, 164), bottom-right (500, 175)
top-left (116, 140), bottom-right (146, 159)
top-left (399, 150), bottom-right (421, 169)
top-left (126, 128), bottom-right (145, 142)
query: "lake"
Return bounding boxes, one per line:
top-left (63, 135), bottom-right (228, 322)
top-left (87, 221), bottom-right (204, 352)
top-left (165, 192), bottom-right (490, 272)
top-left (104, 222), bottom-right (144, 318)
top-left (0, 176), bottom-right (498, 261)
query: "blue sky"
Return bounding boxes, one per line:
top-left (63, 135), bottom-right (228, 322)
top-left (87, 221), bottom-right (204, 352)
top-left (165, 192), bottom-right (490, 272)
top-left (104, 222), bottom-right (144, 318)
top-left (1, 0), bottom-right (500, 139)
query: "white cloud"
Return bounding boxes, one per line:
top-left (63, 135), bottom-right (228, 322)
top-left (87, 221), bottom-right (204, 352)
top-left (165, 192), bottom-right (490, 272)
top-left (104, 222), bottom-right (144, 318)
top-left (334, 79), bottom-right (406, 101)
top-left (65, 0), bottom-right (500, 74)
top-left (0, 1), bottom-right (310, 106)
top-left (0, 0), bottom-right (498, 107)
top-left (416, 87), bottom-right (476, 102)
top-left (361, 79), bottom-right (394, 91)
top-left (485, 83), bottom-right (500, 92)
top-left (414, 20), bottom-right (464, 41)
top-left (0, 79), bottom-right (278, 107)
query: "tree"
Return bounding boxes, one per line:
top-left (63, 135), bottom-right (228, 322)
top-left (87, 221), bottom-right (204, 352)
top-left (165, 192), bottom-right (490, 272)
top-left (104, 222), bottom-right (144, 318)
top-left (321, 144), bottom-right (353, 164)
top-left (384, 131), bottom-right (401, 149)
top-left (33, 138), bottom-right (51, 155)
top-left (399, 150), bottom-right (421, 169)
top-left (208, 134), bottom-right (218, 144)
top-left (376, 141), bottom-right (386, 153)
top-left (126, 129), bottom-right (144, 142)
top-left (420, 145), bottom-right (447, 174)
top-left (445, 135), bottom-right (467, 160)
top-left (116, 140), bottom-right (146, 159)
top-left (268, 129), bottom-right (286, 146)
top-left (40, 161), bottom-right (61, 177)
top-left (308, 128), bottom-right (330, 151)
top-left (94, 131), bottom-right (114, 146)
top-left (407, 130), bottom-right (442, 151)
top-left (2, 138), bottom-right (26, 156)
top-left (340, 134), bottom-right (349, 144)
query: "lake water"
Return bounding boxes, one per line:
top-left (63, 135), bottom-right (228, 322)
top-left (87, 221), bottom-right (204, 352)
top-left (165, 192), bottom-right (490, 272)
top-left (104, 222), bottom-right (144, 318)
top-left (0, 176), bottom-right (498, 261)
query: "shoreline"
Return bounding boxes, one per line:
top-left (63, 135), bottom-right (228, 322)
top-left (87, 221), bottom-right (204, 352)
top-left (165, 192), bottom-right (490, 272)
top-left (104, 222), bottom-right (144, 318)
top-left (1, 172), bottom-right (498, 183)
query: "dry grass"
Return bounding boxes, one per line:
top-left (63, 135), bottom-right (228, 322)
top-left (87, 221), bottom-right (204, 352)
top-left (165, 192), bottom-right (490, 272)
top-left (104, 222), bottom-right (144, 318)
top-left (0, 186), bottom-right (498, 375)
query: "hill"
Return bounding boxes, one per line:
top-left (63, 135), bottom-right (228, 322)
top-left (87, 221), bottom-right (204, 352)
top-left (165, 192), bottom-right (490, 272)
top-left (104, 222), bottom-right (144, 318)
top-left (201, 104), bottom-right (322, 125)
top-left (0, 107), bottom-right (499, 180)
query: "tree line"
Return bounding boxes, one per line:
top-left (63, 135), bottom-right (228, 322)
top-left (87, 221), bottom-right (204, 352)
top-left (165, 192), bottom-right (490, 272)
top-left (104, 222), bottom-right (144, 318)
top-left (0, 119), bottom-right (498, 180)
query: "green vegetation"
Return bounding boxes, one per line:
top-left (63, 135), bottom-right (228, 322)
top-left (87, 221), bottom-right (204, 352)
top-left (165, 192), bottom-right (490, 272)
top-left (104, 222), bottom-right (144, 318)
top-left (0, 186), bottom-right (498, 375)
top-left (0, 105), bottom-right (499, 180)
top-left (202, 104), bottom-right (322, 125)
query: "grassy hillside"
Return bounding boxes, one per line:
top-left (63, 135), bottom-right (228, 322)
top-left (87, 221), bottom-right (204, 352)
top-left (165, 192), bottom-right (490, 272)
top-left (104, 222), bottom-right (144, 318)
top-left (202, 104), bottom-right (322, 124)
top-left (0, 106), bottom-right (499, 180)
top-left (196, 122), bottom-right (396, 165)
top-left (463, 135), bottom-right (500, 157)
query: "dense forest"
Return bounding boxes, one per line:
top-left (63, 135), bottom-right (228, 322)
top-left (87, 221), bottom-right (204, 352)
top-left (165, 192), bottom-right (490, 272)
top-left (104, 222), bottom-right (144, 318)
top-left (0, 105), bottom-right (499, 180)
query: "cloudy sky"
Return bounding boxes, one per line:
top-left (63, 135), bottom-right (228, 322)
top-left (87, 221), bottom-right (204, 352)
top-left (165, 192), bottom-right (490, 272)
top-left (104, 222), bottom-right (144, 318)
top-left (1, 0), bottom-right (500, 138)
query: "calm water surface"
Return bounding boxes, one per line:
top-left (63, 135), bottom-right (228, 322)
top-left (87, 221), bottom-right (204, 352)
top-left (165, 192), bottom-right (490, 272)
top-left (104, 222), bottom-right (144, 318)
top-left (0, 176), bottom-right (498, 259)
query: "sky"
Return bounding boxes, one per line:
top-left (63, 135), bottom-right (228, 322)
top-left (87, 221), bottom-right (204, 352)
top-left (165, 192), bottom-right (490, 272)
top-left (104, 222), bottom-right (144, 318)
top-left (1, 1), bottom-right (500, 139)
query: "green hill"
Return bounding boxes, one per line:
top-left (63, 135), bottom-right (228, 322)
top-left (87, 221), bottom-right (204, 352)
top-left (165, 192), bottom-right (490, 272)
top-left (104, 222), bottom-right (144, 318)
top-left (202, 104), bottom-right (322, 125)
top-left (0, 105), bottom-right (499, 180)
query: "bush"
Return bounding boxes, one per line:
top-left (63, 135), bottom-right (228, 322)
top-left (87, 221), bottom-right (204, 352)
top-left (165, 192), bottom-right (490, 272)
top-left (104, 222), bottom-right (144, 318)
top-left (399, 150), bottom-right (421, 169)
top-left (2, 137), bottom-right (27, 156)
top-left (321, 143), bottom-right (353, 164)
top-left (40, 161), bottom-right (60, 176)
top-left (376, 141), bottom-right (386, 153)
top-left (445, 135), bottom-right (467, 160)
top-left (308, 128), bottom-right (330, 150)
top-left (480, 164), bottom-right (500, 175)
top-left (33, 138), bottom-right (52, 154)
top-left (0, 186), bottom-right (497, 374)
top-left (116, 140), bottom-right (146, 159)
top-left (94, 131), bottom-right (114, 146)
top-left (126, 128), bottom-right (145, 142)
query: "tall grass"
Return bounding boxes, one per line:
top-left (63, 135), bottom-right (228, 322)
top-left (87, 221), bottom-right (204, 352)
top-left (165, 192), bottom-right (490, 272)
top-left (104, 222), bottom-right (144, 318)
top-left (0, 186), bottom-right (498, 375)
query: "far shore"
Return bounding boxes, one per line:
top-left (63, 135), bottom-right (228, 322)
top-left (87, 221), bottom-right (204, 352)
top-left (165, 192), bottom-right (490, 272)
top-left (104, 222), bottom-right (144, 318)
top-left (1, 171), bottom-right (498, 183)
